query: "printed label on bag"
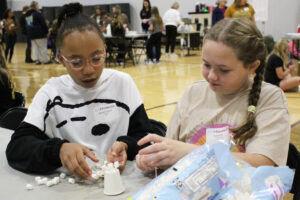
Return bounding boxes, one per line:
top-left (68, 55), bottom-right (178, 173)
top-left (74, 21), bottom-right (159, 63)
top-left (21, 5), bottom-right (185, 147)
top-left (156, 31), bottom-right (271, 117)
top-left (184, 154), bottom-right (220, 192)
top-left (206, 126), bottom-right (229, 145)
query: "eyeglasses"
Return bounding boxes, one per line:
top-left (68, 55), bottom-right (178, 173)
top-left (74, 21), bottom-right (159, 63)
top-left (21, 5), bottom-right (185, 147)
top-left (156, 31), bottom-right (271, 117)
top-left (60, 50), bottom-right (106, 70)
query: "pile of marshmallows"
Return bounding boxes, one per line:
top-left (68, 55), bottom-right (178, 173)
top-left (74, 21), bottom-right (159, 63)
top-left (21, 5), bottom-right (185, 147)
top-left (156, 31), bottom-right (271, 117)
top-left (26, 160), bottom-right (124, 195)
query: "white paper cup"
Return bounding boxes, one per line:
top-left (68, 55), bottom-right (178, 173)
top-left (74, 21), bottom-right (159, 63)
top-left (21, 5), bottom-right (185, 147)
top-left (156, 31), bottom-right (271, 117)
top-left (103, 169), bottom-right (125, 195)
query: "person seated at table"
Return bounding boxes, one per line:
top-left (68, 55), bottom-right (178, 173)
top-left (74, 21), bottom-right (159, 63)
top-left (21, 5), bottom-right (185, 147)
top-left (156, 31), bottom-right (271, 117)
top-left (110, 6), bottom-right (128, 64)
top-left (146, 6), bottom-right (164, 64)
top-left (6, 3), bottom-right (152, 180)
top-left (135, 18), bottom-right (290, 171)
top-left (265, 39), bottom-right (300, 91)
top-left (112, 5), bottom-right (129, 30)
top-left (99, 10), bottom-right (111, 34)
top-left (91, 6), bottom-right (101, 25)
top-left (0, 46), bottom-right (22, 116)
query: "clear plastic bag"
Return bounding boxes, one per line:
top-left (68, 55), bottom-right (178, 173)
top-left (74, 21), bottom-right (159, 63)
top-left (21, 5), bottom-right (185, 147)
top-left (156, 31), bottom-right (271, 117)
top-left (129, 143), bottom-right (294, 200)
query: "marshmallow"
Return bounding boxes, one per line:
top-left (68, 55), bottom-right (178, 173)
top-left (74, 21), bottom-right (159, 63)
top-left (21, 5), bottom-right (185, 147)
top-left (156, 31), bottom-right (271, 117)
top-left (60, 173), bottom-right (66, 179)
top-left (35, 176), bottom-right (41, 182)
top-left (92, 173), bottom-right (99, 180)
top-left (26, 184), bottom-right (33, 190)
top-left (46, 180), bottom-right (55, 187)
top-left (114, 161), bottom-right (120, 169)
top-left (108, 163), bottom-right (114, 169)
top-left (53, 177), bottom-right (60, 183)
top-left (68, 178), bottom-right (75, 184)
top-left (41, 178), bottom-right (48, 184)
top-left (37, 180), bottom-right (43, 185)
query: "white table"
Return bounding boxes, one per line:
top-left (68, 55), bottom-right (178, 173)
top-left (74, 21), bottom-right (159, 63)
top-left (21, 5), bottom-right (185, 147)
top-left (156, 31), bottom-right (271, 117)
top-left (0, 127), bottom-right (152, 200)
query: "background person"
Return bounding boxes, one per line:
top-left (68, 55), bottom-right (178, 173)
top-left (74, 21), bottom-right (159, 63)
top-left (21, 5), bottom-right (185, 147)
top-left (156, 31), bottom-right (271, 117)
top-left (26, 1), bottom-right (50, 65)
top-left (140, 0), bottom-right (151, 33)
top-left (163, 2), bottom-right (182, 57)
top-left (19, 5), bottom-right (34, 63)
top-left (146, 6), bottom-right (164, 64)
top-left (3, 9), bottom-right (17, 63)
top-left (225, 0), bottom-right (255, 24)
top-left (264, 39), bottom-right (300, 91)
top-left (212, 0), bottom-right (227, 26)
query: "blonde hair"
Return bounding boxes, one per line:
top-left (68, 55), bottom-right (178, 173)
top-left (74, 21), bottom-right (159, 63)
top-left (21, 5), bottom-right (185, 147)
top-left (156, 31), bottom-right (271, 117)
top-left (272, 39), bottom-right (290, 67)
top-left (111, 5), bottom-right (123, 29)
top-left (204, 18), bottom-right (267, 146)
top-left (171, 2), bottom-right (179, 9)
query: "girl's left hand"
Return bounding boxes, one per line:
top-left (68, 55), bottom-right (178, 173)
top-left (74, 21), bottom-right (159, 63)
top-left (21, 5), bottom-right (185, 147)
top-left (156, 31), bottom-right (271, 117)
top-left (107, 141), bottom-right (128, 171)
top-left (288, 62), bottom-right (296, 71)
top-left (136, 134), bottom-right (197, 171)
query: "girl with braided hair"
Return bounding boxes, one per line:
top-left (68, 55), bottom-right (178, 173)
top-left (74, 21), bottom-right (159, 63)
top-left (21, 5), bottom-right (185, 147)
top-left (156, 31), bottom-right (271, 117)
top-left (6, 2), bottom-right (152, 179)
top-left (136, 18), bottom-right (290, 171)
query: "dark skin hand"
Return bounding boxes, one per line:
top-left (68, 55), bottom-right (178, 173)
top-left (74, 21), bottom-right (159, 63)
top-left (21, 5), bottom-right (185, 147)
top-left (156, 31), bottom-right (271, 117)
top-left (59, 143), bottom-right (99, 180)
top-left (107, 141), bottom-right (128, 171)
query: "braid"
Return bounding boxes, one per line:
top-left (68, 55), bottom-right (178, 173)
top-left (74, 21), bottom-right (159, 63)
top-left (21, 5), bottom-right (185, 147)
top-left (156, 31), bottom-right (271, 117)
top-left (232, 59), bottom-right (265, 146)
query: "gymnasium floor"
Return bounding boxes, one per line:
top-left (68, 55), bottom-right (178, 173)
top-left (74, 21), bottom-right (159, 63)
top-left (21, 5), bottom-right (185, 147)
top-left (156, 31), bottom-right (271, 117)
top-left (7, 43), bottom-right (300, 199)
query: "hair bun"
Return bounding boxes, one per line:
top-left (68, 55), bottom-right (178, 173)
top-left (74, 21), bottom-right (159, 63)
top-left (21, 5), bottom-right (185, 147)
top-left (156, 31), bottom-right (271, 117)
top-left (58, 3), bottom-right (83, 28)
top-left (64, 3), bottom-right (83, 18)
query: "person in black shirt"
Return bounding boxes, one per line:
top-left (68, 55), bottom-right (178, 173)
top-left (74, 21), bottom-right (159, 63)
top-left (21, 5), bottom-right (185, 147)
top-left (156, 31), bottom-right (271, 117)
top-left (140, 0), bottom-right (151, 32)
top-left (264, 39), bottom-right (300, 91)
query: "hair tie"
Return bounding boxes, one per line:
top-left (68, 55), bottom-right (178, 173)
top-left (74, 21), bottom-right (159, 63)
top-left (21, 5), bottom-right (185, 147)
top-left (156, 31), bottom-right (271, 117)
top-left (248, 105), bottom-right (256, 113)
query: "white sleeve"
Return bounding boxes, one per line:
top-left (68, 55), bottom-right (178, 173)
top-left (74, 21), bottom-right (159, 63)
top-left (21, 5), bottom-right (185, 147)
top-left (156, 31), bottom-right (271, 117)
top-left (23, 85), bottom-right (51, 131)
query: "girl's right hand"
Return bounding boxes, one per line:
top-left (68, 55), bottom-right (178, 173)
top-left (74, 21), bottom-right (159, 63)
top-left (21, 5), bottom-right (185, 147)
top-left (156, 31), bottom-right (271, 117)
top-left (59, 143), bottom-right (99, 179)
top-left (136, 134), bottom-right (197, 171)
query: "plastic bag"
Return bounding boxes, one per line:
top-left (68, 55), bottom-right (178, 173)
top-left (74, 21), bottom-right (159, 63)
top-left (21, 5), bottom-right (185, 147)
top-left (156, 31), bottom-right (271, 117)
top-left (128, 143), bottom-right (294, 200)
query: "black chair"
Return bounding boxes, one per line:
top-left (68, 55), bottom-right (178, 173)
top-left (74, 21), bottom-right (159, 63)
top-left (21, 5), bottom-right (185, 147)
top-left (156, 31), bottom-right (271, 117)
top-left (105, 37), bottom-right (134, 67)
top-left (14, 91), bottom-right (26, 107)
top-left (0, 107), bottom-right (28, 130)
top-left (287, 142), bottom-right (300, 200)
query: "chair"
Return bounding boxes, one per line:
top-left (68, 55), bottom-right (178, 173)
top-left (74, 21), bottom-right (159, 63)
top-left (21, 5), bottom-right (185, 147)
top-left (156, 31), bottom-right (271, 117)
top-left (105, 36), bottom-right (134, 67)
top-left (14, 91), bottom-right (26, 107)
top-left (0, 107), bottom-right (28, 130)
top-left (287, 142), bottom-right (300, 200)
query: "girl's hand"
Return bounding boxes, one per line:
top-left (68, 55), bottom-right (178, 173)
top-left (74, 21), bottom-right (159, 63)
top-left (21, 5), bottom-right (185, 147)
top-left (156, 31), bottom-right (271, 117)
top-left (59, 143), bottom-right (99, 179)
top-left (288, 62), bottom-right (296, 72)
top-left (136, 134), bottom-right (197, 171)
top-left (107, 141), bottom-right (128, 171)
